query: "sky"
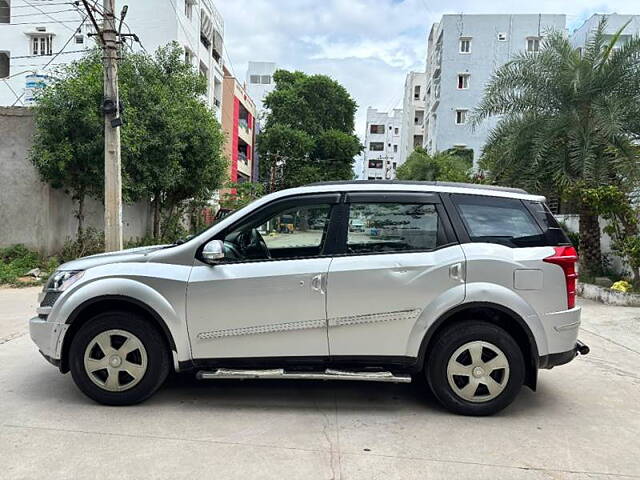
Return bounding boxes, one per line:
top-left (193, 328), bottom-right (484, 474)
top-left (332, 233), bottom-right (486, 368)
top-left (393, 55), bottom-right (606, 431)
top-left (216, 0), bottom-right (632, 141)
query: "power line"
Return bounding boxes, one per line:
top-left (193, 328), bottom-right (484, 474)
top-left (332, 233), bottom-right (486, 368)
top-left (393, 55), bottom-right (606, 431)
top-left (20, 0), bottom-right (78, 31)
top-left (42, 16), bottom-right (88, 69)
top-left (9, 8), bottom-right (77, 18)
top-left (10, 48), bottom-right (87, 60)
top-left (9, 19), bottom-right (83, 25)
top-left (0, 1), bottom-right (74, 8)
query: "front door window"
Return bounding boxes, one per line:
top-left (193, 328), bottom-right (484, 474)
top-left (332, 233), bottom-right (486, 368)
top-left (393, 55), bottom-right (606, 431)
top-left (222, 203), bottom-right (333, 261)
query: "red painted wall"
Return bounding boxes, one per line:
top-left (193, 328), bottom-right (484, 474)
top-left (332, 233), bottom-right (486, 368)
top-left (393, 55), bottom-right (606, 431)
top-left (231, 97), bottom-right (239, 183)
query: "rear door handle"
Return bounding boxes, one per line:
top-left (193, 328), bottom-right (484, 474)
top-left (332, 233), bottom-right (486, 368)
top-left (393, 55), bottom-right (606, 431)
top-left (449, 262), bottom-right (465, 282)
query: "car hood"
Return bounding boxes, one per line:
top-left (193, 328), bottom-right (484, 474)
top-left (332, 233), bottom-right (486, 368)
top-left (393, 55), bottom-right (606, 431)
top-left (57, 245), bottom-right (172, 271)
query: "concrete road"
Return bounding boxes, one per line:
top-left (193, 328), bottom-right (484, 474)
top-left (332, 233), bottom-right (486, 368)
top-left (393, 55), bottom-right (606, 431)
top-left (1, 287), bottom-right (639, 479)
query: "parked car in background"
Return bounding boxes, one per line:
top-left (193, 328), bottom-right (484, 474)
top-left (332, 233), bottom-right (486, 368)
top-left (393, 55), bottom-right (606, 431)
top-left (29, 181), bottom-right (588, 415)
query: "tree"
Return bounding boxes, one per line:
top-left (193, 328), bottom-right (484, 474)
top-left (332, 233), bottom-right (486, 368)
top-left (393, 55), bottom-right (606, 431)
top-left (119, 44), bottom-right (226, 240)
top-left (220, 182), bottom-right (265, 210)
top-left (258, 70), bottom-right (362, 190)
top-left (474, 19), bottom-right (640, 276)
top-left (30, 43), bottom-right (227, 243)
top-left (396, 147), bottom-right (472, 182)
top-left (30, 51), bottom-right (104, 240)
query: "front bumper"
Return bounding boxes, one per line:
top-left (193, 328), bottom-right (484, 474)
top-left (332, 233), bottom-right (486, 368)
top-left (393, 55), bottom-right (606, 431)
top-left (29, 316), bottom-right (68, 365)
top-left (539, 340), bottom-right (590, 369)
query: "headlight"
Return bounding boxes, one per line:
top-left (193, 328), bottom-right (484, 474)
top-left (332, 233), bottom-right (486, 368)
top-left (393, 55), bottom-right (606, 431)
top-left (46, 270), bottom-right (85, 292)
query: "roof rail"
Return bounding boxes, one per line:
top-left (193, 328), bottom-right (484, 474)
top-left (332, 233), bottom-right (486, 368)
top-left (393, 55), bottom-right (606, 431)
top-left (305, 180), bottom-right (528, 195)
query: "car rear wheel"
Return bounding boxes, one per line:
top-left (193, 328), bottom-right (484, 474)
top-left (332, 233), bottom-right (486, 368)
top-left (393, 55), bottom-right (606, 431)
top-left (426, 321), bottom-right (525, 416)
top-left (69, 312), bottom-right (170, 405)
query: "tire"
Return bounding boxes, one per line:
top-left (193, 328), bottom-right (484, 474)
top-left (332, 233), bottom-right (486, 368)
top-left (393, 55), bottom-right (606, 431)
top-left (69, 311), bottom-right (170, 406)
top-left (426, 321), bottom-right (525, 416)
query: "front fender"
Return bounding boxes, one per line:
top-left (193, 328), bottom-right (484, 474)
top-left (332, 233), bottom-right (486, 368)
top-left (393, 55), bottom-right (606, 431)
top-left (51, 275), bottom-right (190, 362)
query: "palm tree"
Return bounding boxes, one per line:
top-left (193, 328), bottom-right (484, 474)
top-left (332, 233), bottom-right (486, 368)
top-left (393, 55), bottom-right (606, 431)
top-left (474, 18), bottom-right (640, 277)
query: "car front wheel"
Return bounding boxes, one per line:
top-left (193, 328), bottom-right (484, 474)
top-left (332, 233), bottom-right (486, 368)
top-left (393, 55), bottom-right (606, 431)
top-left (69, 311), bottom-right (170, 405)
top-left (426, 321), bottom-right (525, 416)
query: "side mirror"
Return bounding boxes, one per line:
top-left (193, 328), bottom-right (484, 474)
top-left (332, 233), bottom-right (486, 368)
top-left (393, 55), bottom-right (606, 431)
top-left (202, 240), bottom-right (225, 264)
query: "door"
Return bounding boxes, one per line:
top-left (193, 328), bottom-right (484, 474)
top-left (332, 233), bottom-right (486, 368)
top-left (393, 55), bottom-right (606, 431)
top-left (187, 195), bottom-right (339, 360)
top-left (326, 193), bottom-right (466, 357)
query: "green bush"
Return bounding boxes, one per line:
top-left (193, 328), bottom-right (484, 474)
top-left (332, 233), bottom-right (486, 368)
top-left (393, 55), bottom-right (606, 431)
top-left (0, 244), bottom-right (59, 286)
top-left (58, 227), bottom-right (104, 264)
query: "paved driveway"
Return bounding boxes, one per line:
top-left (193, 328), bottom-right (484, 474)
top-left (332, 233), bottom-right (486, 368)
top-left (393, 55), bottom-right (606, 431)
top-left (1, 287), bottom-right (639, 479)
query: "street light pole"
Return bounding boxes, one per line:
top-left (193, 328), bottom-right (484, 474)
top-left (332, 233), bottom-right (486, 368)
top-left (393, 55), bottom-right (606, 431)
top-left (102, 0), bottom-right (123, 251)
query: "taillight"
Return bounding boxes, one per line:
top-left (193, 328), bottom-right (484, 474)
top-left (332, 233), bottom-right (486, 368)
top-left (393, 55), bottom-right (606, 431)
top-left (543, 246), bottom-right (578, 309)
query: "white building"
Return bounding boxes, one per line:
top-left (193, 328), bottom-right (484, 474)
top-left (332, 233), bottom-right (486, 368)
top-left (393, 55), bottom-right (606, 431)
top-left (362, 107), bottom-right (402, 180)
top-left (399, 71), bottom-right (426, 166)
top-left (422, 14), bottom-right (566, 165)
top-left (0, 0), bottom-right (226, 120)
top-left (570, 13), bottom-right (640, 49)
top-left (245, 61), bottom-right (276, 115)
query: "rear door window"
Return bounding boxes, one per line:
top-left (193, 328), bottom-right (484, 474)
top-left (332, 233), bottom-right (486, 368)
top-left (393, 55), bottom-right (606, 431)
top-left (451, 194), bottom-right (548, 247)
top-left (347, 202), bottom-right (444, 254)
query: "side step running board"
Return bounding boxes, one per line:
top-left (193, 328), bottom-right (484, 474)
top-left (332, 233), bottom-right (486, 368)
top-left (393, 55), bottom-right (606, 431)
top-left (196, 368), bottom-right (412, 384)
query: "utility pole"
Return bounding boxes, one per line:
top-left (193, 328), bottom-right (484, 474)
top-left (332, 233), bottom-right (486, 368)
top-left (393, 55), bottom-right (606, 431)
top-left (102, 0), bottom-right (123, 251)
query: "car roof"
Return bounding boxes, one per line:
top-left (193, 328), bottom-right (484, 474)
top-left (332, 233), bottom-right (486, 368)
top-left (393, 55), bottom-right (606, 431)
top-left (274, 180), bottom-right (546, 202)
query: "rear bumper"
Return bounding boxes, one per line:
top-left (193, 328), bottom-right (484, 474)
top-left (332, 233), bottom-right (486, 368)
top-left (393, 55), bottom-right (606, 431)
top-left (539, 340), bottom-right (590, 369)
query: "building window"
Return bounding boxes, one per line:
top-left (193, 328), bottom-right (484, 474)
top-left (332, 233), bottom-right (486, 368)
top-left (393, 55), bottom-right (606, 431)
top-left (250, 75), bottom-right (260, 84)
top-left (414, 85), bottom-right (421, 100)
top-left (394, 127), bottom-right (399, 135)
top-left (393, 145), bottom-right (398, 153)
top-left (369, 142), bottom-right (384, 151)
top-left (457, 74), bottom-right (470, 89)
top-left (0, 0), bottom-right (9, 24)
top-left (459, 37), bottom-right (471, 54)
top-left (0, 52), bottom-right (9, 79)
top-left (497, 32), bottom-right (507, 41)
top-left (527, 37), bottom-right (540, 52)
top-left (368, 159), bottom-right (383, 169)
top-left (369, 125), bottom-right (385, 134)
top-left (185, 0), bottom-right (193, 20)
top-left (261, 75), bottom-right (271, 84)
top-left (31, 35), bottom-right (53, 56)
top-left (184, 48), bottom-right (194, 65)
top-left (455, 109), bottom-right (468, 125)
top-left (74, 35), bottom-right (84, 44)
top-left (392, 162), bottom-right (397, 169)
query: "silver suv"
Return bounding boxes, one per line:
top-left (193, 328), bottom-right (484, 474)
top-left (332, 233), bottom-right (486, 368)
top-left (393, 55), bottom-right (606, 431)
top-left (29, 181), bottom-right (588, 415)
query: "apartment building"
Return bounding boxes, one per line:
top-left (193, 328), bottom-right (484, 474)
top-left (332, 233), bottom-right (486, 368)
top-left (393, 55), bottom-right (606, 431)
top-left (570, 13), bottom-right (640, 49)
top-left (221, 66), bottom-right (256, 183)
top-left (423, 14), bottom-right (566, 165)
top-left (398, 71), bottom-right (427, 165)
top-left (362, 107), bottom-right (402, 180)
top-left (0, 0), bottom-right (226, 119)
top-left (245, 61), bottom-right (276, 114)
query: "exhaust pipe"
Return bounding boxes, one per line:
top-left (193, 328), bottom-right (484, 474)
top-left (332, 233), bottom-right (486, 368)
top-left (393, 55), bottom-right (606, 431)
top-left (576, 340), bottom-right (590, 355)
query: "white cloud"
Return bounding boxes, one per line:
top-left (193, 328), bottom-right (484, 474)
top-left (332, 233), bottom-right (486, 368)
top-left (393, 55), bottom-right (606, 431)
top-left (215, 0), bottom-right (630, 141)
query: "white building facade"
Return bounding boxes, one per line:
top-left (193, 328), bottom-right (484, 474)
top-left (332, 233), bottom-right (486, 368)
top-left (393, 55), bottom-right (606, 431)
top-left (245, 61), bottom-right (276, 115)
top-left (423, 14), bottom-right (566, 165)
top-left (399, 71), bottom-right (426, 165)
top-left (0, 0), bottom-right (226, 120)
top-left (362, 107), bottom-right (402, 180)
top-left (570, 13), bottom-right (640, 49)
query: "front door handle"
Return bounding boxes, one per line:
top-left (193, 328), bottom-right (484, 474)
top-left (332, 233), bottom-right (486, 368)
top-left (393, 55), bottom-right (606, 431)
top-left (311, 274), bottom-right (325, 294)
